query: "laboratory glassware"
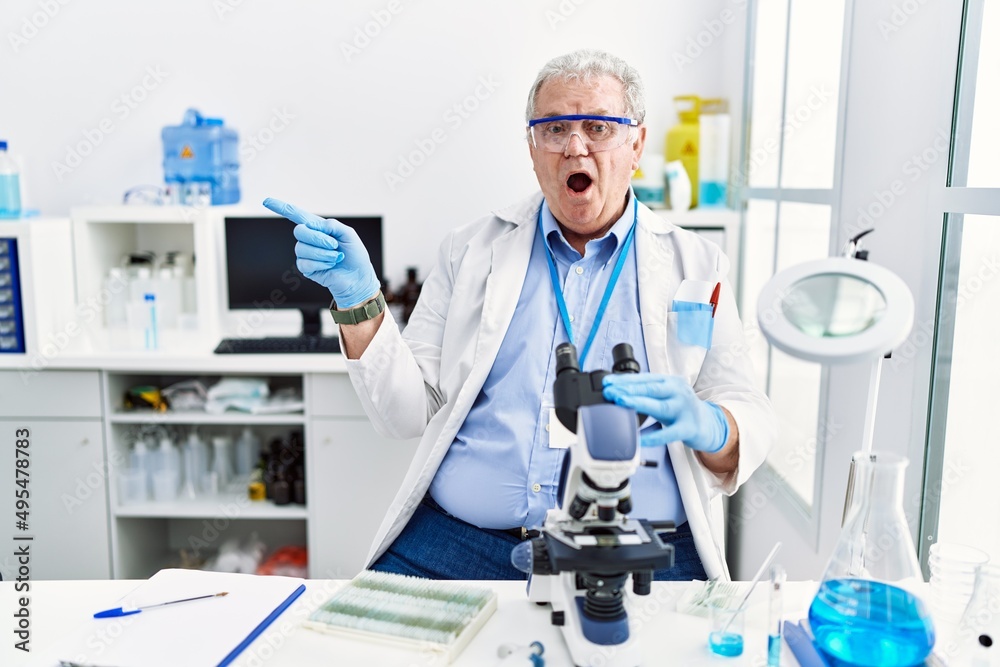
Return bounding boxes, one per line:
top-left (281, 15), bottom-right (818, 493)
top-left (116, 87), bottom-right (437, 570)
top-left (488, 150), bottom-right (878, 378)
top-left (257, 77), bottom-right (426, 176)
top-left (0, 141), bottom-right (21, 219)
top-left (808, 452), bottom-right (935, 667)
top-left (952, 564), bottom-right (1000, 666)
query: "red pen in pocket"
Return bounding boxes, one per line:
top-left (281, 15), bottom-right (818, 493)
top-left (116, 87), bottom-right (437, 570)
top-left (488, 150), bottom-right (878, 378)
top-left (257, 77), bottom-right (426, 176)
top-left (710, 282), bottom-right (721, 318)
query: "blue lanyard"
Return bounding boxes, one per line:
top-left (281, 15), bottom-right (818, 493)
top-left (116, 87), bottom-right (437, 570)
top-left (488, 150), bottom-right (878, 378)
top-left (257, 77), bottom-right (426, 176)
top-left (537, 197), bottom-right (638, 368)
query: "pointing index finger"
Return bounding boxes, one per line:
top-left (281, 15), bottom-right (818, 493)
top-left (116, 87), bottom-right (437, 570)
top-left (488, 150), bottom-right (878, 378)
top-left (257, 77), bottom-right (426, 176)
top-left (262, 197), bottom-right (327, 228)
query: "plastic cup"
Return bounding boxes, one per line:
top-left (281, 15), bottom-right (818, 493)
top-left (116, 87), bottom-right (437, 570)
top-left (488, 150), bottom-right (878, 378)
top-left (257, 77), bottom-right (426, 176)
top-left (709, 603), bottom-right (745, 657)
top-left (929, 542), bottom-right (989, 626)
top-left (118, 468), bottom-right (148, 505)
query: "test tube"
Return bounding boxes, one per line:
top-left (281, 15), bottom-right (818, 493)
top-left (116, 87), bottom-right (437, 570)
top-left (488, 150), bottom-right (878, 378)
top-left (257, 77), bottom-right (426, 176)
top-left (768, 564), bottom-right (786, 666)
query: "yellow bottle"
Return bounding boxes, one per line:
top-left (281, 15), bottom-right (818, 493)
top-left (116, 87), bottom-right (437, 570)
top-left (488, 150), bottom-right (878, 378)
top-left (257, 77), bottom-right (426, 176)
top-left (664, 95), bottom-right (701, 207)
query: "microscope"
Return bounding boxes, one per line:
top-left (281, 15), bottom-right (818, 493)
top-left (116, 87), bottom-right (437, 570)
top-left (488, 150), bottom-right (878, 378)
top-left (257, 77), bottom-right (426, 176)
top-left (511, 342), bottom-right (676, 667)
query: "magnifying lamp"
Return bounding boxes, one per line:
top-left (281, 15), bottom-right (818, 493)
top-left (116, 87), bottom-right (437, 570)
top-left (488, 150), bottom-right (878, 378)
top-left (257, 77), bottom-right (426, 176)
top-left (756, 231), bottom-right (914, 519)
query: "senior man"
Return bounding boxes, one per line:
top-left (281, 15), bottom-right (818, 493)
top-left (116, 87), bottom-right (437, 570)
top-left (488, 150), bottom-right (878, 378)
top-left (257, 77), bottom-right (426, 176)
top-left (264, 49), bottom-right (776, 581)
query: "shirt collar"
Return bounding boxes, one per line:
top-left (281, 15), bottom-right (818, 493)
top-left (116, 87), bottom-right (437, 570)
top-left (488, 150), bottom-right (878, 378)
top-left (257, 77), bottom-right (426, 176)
top-left (540, 188), bottom-right (635, 265)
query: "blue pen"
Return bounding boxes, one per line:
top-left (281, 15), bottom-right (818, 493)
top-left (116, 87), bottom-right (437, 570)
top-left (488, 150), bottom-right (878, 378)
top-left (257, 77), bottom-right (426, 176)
top-left (94, 591), bottom-right (228, 618)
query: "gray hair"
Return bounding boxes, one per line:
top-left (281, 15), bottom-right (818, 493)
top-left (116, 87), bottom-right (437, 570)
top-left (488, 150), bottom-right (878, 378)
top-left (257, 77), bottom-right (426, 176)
top-left (525, 49), bottom-right (646, 124)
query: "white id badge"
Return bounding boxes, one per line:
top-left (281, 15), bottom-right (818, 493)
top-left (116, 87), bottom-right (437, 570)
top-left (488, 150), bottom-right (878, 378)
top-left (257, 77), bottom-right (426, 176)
top-left (548, 408), bottom-right (576, 449)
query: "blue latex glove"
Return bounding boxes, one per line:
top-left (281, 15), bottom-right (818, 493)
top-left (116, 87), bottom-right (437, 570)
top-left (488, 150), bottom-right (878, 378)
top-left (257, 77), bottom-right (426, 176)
top-left (602, 373), bottom-right (729, 452)
top-left (262, 197), bottom-right (380, 310)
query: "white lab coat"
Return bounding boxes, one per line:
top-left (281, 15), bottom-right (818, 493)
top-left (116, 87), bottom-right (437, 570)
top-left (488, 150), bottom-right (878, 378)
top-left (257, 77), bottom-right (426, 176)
top-left (344, 191), bottom-right (777, 580)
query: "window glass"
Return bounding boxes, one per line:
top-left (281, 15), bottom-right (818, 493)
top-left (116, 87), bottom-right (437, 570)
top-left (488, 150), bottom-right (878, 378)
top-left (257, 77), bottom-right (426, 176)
top-left (936, 214), bottom-right (1000, 559)
top-left (740, 199), bottom-right (777, 395)
top-left (762, 202), bottom-right (832, 507)
top-left (965, 1), bottom-right (1000, 186)
top-left (746, 0), bottom-right (790, 189)
top-left (779, 0), bottom-right (845, 189)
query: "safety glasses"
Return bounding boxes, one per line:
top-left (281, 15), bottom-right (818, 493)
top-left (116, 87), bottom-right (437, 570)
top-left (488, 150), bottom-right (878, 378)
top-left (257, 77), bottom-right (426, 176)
top-left (528, 114), bottom-right (639, 153)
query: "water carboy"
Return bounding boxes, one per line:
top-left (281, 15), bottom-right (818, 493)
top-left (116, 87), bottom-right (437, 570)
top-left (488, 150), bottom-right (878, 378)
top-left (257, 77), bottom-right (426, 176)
top-left (808, 452), bottom-right (935, 667)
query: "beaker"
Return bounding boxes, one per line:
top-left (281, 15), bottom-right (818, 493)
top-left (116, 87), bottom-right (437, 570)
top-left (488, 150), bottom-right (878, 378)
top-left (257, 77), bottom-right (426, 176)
top-left (951, 564), bottom-right (1000, 666)
top-left (808, 452), bottom-right (935, 667)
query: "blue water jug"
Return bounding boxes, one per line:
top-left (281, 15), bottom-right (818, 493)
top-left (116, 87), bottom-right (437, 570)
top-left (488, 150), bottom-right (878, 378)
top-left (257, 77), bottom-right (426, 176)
top-left (162, 109), bottom-right (240, 205)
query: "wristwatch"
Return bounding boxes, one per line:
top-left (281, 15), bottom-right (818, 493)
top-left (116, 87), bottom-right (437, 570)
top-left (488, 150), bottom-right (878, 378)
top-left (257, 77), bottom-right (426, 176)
top-left (329, 291), bottom-right (387, 325)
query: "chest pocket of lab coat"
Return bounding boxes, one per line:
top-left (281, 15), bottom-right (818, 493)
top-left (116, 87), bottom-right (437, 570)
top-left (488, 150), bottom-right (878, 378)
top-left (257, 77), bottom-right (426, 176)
top-left (666, 311), bottom-right (711, 385)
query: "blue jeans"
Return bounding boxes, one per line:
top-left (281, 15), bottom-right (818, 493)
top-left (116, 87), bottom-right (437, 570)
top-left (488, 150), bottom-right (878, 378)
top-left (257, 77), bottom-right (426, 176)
top-left (371, 497), bottom-right (708, 581)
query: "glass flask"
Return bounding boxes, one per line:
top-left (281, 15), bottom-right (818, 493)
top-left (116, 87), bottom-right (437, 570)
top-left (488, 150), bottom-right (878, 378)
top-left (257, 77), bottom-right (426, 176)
top-left (808, 452), bottom-right (935, 666)
top-left (951, 564), bottom-right (1000, 666)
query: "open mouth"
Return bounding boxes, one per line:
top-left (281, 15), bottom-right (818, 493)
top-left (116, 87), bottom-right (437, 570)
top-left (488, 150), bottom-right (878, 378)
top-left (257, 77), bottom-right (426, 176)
top-left (566, 172), bottom-right (593, 194)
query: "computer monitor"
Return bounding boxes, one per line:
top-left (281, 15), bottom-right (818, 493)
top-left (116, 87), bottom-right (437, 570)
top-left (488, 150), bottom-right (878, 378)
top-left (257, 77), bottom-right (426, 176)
top-left (224, 215), bottom-right (384, 337)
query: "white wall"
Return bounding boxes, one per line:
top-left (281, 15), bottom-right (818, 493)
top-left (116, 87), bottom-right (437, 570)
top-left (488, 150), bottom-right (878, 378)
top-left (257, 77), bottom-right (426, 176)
top-left (2, 0), bottom-right (743, 287)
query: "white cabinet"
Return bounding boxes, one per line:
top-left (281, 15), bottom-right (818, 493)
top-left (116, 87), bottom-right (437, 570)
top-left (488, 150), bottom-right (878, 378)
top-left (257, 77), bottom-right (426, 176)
top-left (0, 370), bottom-right (110, 581)
top-left (100, 370), bottom-right (414, 580)
top-left (103, 371), bottom-right (309, 579)
top-left (0, 367), bottom-right (416, 581)
top-left (70, 205), bottom-right (224, 353)
top-left (308, 417), bottom-right (417, 578)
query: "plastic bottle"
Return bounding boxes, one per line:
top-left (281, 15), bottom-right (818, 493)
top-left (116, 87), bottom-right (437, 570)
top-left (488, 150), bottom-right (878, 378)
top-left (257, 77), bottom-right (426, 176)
top-left (184, 430), bottom-right (208, 496)
top-left (211, 435), bottom-right (234, 491)
top-left (130, 438), bottom-right (153, 498)
top-left (162, 108), bottom-right (240, 205)
top-left (664, 96), bottom-right (701, 207)
top-left (154, 266), bottom-right (180, 330)
top-left (235, 427), bottom-right (260, 478)
top-left (0, 141), bottom-right (22, 219)
top-left (104, 267), bottom-right (129, 330)
top-left (632, 154), bottom-right (666, 207)
top-left (699, 98), bottom-right (731, 207)
top-left (665, 160), bottom-right (693, 212)
top-left (143, 293), bottom-right (158, 350)
top-left (153, 436), bottom-right (181, 502)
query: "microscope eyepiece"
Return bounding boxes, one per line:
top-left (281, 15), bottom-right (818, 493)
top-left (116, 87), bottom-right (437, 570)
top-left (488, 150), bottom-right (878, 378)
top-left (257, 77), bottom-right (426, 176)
top-left (611, 343), bottom-right (640, 374)
top-left (555, 343), bottom-right (580, 375)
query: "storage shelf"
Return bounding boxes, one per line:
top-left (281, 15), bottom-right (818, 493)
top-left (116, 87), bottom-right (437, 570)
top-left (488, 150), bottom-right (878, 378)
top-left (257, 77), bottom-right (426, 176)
top-left (114, 493), bottom-right (307, 519)
top-left (109, 409), bottom-right (306, 425)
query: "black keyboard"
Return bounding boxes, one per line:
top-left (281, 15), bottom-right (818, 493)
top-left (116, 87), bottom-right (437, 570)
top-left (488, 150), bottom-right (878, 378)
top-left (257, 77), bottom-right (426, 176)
top-left (214, 336), bottom-right (341, 354)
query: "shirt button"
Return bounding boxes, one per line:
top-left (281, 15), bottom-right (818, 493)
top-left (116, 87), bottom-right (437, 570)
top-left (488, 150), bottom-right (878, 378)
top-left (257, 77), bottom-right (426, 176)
top-left (545, 424), bottom-right (551, 432)
top-left (569, 315), bottom-right (575, 323)
top-left (532, 483), bottom-right (541, 493)
top-left (575, 266), bottom-right (584, 275)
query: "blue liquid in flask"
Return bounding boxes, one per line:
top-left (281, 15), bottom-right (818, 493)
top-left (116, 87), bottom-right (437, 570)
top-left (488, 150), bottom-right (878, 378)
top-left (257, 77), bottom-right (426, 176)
top-left (808, 578), bottom-right (935, 667)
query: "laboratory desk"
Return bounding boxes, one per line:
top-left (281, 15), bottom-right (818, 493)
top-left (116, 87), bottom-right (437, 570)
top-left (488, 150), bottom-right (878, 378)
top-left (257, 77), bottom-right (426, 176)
top-left (1, 578), bottom-right (816, 666)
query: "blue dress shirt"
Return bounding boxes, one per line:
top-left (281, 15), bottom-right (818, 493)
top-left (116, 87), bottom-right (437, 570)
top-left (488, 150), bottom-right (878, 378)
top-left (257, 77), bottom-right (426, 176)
top-left (429, 194), bottom-right (686, 529)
